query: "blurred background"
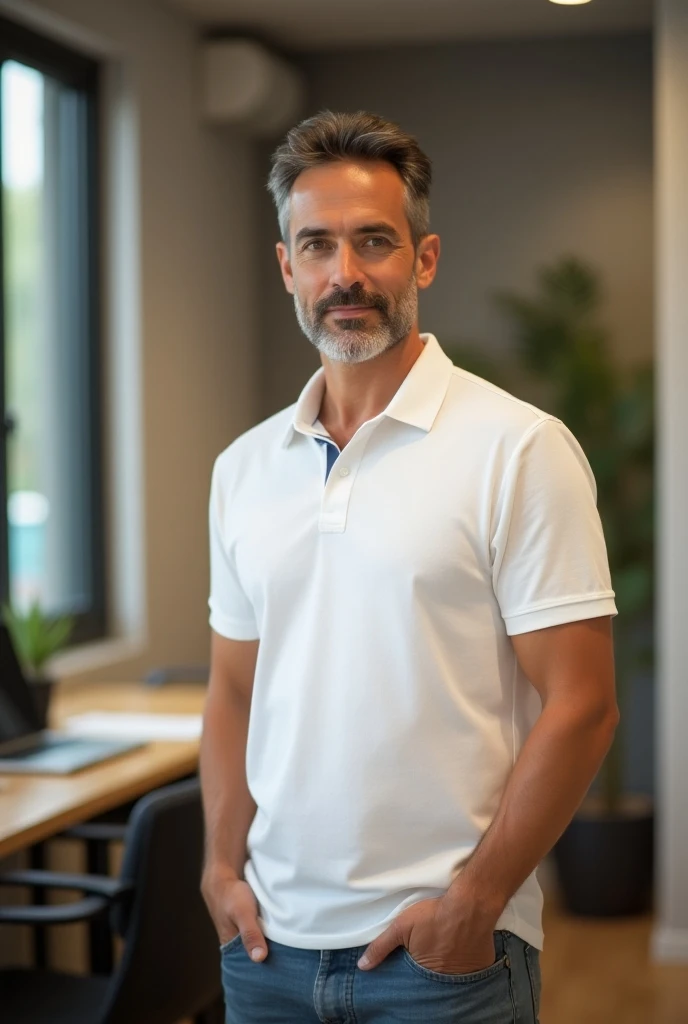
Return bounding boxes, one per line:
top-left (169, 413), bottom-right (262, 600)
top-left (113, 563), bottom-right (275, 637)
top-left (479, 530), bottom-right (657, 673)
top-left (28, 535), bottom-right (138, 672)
top-left (0, 0), bottom-right (686, 1021)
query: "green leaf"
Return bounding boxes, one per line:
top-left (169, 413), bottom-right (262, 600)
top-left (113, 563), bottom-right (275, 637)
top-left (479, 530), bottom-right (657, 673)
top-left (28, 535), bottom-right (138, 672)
top-left (612, 565), bottom-right (653, 619)
top-left (1, 600), bottom-right (74, 676)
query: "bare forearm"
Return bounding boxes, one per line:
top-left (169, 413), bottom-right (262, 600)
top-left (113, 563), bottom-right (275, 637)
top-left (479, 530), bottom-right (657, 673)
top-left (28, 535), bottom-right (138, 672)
top-left (199, 683), bottom-right (256, 879)
top-left (448, 699), bottom-right (619, 919)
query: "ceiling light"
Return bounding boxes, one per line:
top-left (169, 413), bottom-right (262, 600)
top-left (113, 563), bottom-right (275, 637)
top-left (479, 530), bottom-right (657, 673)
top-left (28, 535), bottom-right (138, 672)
top-left (548, 0), bottom-right (593, 5)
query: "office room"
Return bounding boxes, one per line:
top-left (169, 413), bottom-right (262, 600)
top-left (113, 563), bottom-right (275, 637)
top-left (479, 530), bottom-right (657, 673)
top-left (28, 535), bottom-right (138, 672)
top-left (0, 0), bottom-right (686, 1021)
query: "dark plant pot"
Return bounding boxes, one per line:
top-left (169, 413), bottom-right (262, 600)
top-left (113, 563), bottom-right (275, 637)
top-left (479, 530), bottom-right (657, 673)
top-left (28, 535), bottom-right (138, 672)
top-left (30, 676), bottom-right (54, 730)
top-left (553, 795), bottom-right (653, 916)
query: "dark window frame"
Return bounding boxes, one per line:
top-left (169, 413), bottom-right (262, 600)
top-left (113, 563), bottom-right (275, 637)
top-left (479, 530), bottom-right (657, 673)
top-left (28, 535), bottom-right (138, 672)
top-left (0, 15), bottom-right (106, 645)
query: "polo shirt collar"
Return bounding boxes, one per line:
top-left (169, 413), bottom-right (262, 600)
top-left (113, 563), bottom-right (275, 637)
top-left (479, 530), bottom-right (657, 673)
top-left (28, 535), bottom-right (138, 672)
top-left (280, 333), bottom-right (453, 449)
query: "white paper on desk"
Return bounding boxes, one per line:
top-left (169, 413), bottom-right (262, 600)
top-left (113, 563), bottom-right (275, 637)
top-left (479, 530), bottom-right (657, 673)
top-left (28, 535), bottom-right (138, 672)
top-left (62, 712), bottom-right (203, 742)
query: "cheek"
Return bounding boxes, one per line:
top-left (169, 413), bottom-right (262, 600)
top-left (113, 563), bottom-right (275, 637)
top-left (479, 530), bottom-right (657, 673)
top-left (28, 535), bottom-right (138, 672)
top-left (294, 273), bottom-right (332, 310)
top-left (372, 260), bottom-right (413, 291)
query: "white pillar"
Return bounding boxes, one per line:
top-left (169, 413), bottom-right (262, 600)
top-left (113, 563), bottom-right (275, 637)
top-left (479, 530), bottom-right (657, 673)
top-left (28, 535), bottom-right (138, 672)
top-left (652, 0), bottom-right (688, 963)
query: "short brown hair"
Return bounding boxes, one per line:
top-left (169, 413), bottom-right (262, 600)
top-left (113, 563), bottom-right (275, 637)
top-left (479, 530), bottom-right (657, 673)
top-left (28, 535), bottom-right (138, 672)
top-left (267, 110), bottom-right (432, 248)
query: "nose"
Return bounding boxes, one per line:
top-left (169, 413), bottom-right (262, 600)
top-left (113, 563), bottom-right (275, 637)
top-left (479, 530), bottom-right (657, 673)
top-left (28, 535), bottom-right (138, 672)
top-left (329, 242), bottom-right (365, 293)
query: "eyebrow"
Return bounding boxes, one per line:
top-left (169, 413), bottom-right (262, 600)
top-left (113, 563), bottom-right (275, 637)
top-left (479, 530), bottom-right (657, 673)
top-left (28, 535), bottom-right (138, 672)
top-left (294, 222), bottom-right (403, 245)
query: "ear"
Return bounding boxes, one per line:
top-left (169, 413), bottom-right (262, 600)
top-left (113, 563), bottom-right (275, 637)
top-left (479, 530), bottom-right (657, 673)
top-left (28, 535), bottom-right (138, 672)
top-left (415, 234), bottom-right (440, 291)
top-left (276, 241), bottom-right (295, 296)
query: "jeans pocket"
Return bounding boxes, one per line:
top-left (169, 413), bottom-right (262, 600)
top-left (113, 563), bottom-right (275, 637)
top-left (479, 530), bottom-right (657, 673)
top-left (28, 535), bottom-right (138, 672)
top-left (524, 944), bottom-right (541, 1021)
top-left (219, 931), bottom-right (243, 955)
top-left (401, 949), bottom-right (509, 985)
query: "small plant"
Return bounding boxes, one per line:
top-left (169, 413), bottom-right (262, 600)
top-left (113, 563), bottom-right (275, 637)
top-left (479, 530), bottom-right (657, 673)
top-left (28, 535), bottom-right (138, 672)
top-left (1, 599), bottom-right (75, 679)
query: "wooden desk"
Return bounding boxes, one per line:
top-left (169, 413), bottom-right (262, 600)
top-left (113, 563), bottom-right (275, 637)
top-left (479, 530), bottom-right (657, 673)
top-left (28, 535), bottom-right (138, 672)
top-left (0, 682), bottom-right (206, 860)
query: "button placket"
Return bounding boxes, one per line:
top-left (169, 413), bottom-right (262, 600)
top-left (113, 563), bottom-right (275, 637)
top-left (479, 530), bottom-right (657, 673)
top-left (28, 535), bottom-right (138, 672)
top-left (318, 426), bottom-right (374, 533)
top-left (319, 468), bottom-right (354, 532)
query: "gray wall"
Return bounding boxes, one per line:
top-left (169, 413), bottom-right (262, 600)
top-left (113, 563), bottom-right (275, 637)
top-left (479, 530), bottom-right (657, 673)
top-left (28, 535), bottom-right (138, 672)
top-left (257, 32), bottom-right (653, 419)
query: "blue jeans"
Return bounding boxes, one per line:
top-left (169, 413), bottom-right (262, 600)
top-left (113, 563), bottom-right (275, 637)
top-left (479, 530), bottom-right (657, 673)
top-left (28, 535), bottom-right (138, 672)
top-left (220, 928), bottom-right (541, 1023)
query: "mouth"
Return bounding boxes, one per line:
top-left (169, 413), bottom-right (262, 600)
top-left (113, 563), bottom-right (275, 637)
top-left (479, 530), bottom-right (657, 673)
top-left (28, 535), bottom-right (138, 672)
top-left (327, 306), bottom-right (374, 315)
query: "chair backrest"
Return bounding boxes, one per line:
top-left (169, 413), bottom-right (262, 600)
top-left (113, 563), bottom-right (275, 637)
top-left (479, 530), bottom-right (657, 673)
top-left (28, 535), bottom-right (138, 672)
top-left (98, 777), bottom-right (222, 1024)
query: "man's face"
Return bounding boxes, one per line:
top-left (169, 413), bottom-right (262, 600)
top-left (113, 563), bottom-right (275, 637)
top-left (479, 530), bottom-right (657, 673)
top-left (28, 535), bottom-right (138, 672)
top-left (275, 160), bottom-right (437, 365)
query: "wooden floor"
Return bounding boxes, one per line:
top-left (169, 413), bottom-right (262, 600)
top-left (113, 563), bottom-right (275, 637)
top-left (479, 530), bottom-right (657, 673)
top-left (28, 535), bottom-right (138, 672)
top-left (540, 893), bottom-right (688, 1024)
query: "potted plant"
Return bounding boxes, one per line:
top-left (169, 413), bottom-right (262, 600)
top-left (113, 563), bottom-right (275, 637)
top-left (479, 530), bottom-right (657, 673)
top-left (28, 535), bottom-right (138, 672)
top-left (1, 600), bottom-right (75, 729)
top-left (447, 257), bottom-right (655, 916)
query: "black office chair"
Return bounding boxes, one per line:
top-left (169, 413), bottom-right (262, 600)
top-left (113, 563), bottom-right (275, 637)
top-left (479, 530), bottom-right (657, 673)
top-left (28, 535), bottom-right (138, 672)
top-left (0, 778), bottom-right (223, 1024)
top-left (57, 663), bottom-right (209, 972)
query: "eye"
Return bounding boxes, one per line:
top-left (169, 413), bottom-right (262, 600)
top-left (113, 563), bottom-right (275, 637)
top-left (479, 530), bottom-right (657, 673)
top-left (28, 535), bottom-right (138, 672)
top-left (304, 239), bottom-right (329, 251)
top-left (364, 236), bottom-right (389, 247)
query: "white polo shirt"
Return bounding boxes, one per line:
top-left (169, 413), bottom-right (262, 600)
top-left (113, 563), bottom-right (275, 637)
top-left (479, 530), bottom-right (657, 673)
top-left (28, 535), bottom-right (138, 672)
top-left (208, 332), bottom-right (617, 952)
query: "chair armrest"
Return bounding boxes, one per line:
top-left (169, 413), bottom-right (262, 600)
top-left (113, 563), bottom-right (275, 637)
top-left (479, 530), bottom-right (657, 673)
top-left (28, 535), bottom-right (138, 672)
top-left (0, 895), bottom-right (110, 926)
top-left (62, 822), bottom-right (129, 842)
top-left (0, 869), bottom-right (131, 900)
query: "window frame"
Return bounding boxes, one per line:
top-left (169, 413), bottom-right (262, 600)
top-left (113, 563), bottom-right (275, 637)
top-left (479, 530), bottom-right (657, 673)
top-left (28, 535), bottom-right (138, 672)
top-left (0, 15), bottom-right (106, 645)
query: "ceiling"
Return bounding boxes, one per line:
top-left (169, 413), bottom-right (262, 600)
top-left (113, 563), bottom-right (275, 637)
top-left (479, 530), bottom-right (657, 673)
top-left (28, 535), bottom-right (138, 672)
top-left (167, 0), bottom-right (653, 51)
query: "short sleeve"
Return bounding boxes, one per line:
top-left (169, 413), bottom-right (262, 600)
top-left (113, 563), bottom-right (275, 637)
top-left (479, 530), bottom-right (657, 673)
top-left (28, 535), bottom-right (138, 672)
top-left (491, 417), bottom-right (618, 636)
top-left (208, 459), bottom-right (259, 641)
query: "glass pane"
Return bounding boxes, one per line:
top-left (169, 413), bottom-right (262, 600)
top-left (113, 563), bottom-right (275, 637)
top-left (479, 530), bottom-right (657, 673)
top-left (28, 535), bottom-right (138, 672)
top-left (2, 59), bottom-right (94, 617)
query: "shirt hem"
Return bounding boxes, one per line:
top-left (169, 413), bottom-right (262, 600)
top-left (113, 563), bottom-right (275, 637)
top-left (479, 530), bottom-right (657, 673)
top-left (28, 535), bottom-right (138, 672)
top-left (494, 906), bottom-right (544, 951)
top-left (257, 909), bottom-right (544, 953)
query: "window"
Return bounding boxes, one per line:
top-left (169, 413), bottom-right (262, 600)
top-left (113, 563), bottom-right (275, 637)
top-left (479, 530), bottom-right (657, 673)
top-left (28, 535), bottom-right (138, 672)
top-left (0, 17), bottom-right (105, 643)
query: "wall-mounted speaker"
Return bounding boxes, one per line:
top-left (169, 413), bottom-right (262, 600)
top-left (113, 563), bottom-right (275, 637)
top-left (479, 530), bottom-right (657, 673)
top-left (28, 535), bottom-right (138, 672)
top-left (200, 38), bottom-right (305, 137)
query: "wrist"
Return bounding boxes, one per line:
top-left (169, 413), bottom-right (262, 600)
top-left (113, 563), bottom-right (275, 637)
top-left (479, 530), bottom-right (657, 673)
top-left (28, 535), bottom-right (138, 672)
top-left (445, 874), bottom-right (506, 927)
top-left (202, 859), bottom-right (240, 885)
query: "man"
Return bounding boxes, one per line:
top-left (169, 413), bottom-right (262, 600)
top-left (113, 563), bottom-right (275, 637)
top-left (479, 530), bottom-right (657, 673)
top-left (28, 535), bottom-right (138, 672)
top-left (200, 110), bottom-right (619, 1023)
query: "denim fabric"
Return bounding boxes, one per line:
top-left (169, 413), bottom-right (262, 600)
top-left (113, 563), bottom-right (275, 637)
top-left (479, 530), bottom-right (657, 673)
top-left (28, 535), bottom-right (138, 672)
top-left (220, 928), bottom-right (541, 1023)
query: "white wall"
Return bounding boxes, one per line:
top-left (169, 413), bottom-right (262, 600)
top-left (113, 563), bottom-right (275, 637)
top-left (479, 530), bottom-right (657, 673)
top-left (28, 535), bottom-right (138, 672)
top-left (257, 33), bottom-right (653, 417)
top-left (1, 0), bottom-right (259, 682)
top-left (652, 0), bottom-right (688, 964)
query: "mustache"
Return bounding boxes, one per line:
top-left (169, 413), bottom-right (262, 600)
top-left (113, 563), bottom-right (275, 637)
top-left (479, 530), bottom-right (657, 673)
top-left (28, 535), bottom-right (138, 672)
top-left (313, 287), bottom-right (389, 320)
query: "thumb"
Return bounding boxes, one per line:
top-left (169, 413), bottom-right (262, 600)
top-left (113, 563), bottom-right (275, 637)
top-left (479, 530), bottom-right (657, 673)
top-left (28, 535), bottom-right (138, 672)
top-left (237, 916), bottom-right (268, 962)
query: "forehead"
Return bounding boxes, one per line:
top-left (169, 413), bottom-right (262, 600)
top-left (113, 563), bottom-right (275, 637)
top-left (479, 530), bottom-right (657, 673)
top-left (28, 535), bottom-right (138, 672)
top-left (288, 160), bottom-right (408, 235)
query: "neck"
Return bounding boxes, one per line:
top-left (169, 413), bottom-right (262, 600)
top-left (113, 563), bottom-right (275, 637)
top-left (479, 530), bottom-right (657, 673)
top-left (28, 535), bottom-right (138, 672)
top-left (317, 327), bottom-right (424, 446)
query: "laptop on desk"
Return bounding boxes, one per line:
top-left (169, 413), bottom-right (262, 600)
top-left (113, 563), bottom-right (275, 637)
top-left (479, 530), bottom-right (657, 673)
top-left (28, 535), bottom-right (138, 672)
top-left (0, 623), bottom-right (145, 774)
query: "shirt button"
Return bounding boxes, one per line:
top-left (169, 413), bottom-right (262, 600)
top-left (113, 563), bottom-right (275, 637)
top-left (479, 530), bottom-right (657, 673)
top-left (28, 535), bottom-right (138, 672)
top-left (338, 466), bottom-right (350, 477)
